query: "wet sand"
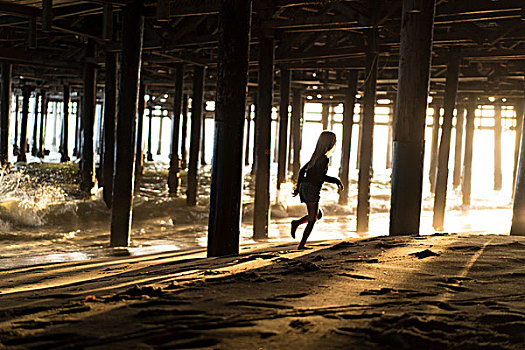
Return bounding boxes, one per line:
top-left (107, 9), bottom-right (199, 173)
top-left (1, 233), bottom-right (524, 349)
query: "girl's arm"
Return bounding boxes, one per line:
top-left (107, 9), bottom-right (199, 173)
top-left (324, 175), bottom-right (344, 190)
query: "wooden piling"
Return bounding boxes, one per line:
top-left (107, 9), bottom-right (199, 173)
top-left (13, 95), bottom-right (19, 157)
top-left (80, 40), bottom-right (97, 195)
top-left (168, 63), bottom-right (183, 194)
top-left (339, 70), bottom-right (358, 205)
top-left (31, 92), bottom-right (40, 157)
top-left (73, 97), bottom-right (81, 158)
top-left (208, 0), bottom-right (252, 256)
top-left (134, 84), bottom-right (145, 177)
top-left (493, 104), bottom-right (502, 191)
top-left (277, 68), bottom-right (291, 189)
top-left (18, 86), bottom-right (31, 163)
top-left (180, 93), bottom-right (189, 169)
top-left (385, 101), bottom-right (393, 169)
top-left (60, 84), bottom-right (71, 162)
top-left (390, 0), bottom-right (436, 235)
top-left (356, 29), bottom-right (378, 234)
top-left (157, 116), bottom-right (163, 155)
top-left (200, 112), bottom-right (206, 166)
top-left (429, 104), bottom-right (441, 192)
top-left (110, 0), bottom-right (144, 247)
top-left (452, 105), bottom-right (465, 188)
top-left (102, 52), bottom-right (117, 207)
top-left (244, 103), bottom-right (252, 166)
top-left (146, 105), bottom-right (153, 161)
top-left (462, 97), bottom-right (476, 207)
top-left (253, 36), bottom-right (274, 239)
top-left (433, 55), bottom-right (460, 231)
top-left (512, 101), bottom-right (524, 199)
top-left (0, 63), bottom-right (11, 164)
top-left (187, 65), bottom-right (205, 206)
top-left (37, 91), bottom-right (47, 158)
top-left (321, 103), bottom-right (329, 130)
top-left (291, 88), bottom-right (301, 181)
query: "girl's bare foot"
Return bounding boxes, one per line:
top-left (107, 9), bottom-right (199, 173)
top-left (291, 220), bottom-right (299, 239)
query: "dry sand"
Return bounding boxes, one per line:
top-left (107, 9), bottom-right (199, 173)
top-left (1, 233), bottom-right (524, 349)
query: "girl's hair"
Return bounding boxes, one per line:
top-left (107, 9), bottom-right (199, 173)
top-left (306, 131), bottom-right (337, 170)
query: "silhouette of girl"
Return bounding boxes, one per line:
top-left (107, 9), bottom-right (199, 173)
top-left (292, 131), bottom-right (343, 249)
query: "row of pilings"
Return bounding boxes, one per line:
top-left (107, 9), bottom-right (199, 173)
top-left (0, 0), bottom-right (524, 258)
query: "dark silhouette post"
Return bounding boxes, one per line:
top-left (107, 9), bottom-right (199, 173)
top-left (37, 91), bottom-right (47, 158)
top-left (135, 84), bottom-right (145, 177)
top-left (31, 92), bottom-right (40, 157)
top-left (110, 0), bottom-right (144, 247)
top-left (13, 94), bottom-right (19, 157)
top-left (513, 101), bottom-right (524, 199)
top-left (429, 103), bottom-right (441, 192)
top-left (102, 52), bottom-right (117, 207)
top-left (200, 112), bottom-right (206, 166)
top-left (433, 55), bottom-right (460, 231)
top-left (60, 84), bottom-right (71, 162)
top-left (18, 86), bottom-right (32, 163)
top-left (277, 68), bottom-right (291, 189)
top-left (187, 65), bottom-right (205, 206)
top-left (453, 105), bottom-right (465, 188)
top-left (168, 63), bottom-right (184, 194)
top-left (462, 97), bottom-right (476, 207)
top-left (244, 103), bottom-right (252, 166)
top-left (146, 105), bottom-right (153, 161)
top-left (0, 63), bottom-right (11, 164)
top-left (321, 103), bottom-right (329, 130)
top-left (339, 70), bottom-right (358, 205)
top-left (208, 0), bottom-right (252, 257)
top-left (180, 93), bottom-right (189, 169)
top-left (157, 115), bottom-right (163, 156)
top-left (493, 103), bottom-right (502, 191)
top-left (356, 29), bottom-right (378, 234)
top-left (390, 0), bottom-right (436, 235)
top-left (80, 40), bottom-right (97, 195)
top-left (74, 97), bottom-right (81, 158)
top-left (291, 88), bottom-right (302, 181)
top-left (253, 36), bottom-right (274, 239)
top-left (385, 100), bottom-right (394, 169)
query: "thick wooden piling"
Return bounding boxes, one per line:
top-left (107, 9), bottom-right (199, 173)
top-left (277, 68), bottom-right (291, 189)
top-left (18, 86), bottom-right (31, 163)
top-left (31, 92), bottom-right (40, 157)
top-left (253, 36), bottom-right (274, 239)
top-left (433, 55), bottom-right (460, 231)
top-left (146, 105), bottom-right (153, 161)
top-left (168, 63), bottom-right (183, 194)
top-left (180, 93), bottom-right (189, 169)
top-left (321, 103), bottom-right (329, 130)
top-left (339, 70), bottom-right (358, 205)
top-left (187, 65), bottom-right (205, 206)
top-left (452, 105), bottom-right (465, 188)
top-left (134, 84), bottom-right (145, 177)
top-left (462, 97), bottom-right (476, 207)
top-left (493, 103), bottom-right (502, 191)
top-left (208, 0), bottom-right (252, 256)
top-left (429, 104), bottom-right (441, 192)
top-left (102, 52), bottom-right (117, 207)
top-left (110, 0), bottom-right (144, 247)
top-left (356, 29), bottom-right (378, 234)
top-left (200, 112), bottom-right (206, 166)
top-left (0, 63), bottom-right (11, 164)
top-left (513, 101), bottom-right (524, 198)
top-left (390, 0), bottom-right (436, 236)
top-left (291, 88), bottom-right (302, 181)
top-left (60, 84), bottom-right (71, 162)
top-left (80, 40), bottom-right (97, 195)
top-left (37, 91), bottom-right (47, 158)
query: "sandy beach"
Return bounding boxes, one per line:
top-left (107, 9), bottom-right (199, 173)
top-left (1, 233), bottom-right (524, 349)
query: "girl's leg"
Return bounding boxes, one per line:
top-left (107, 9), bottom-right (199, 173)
top-left (291, 208), bottom-right (323, 239)
top-left (298, 202), bottom-right (319, 249)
